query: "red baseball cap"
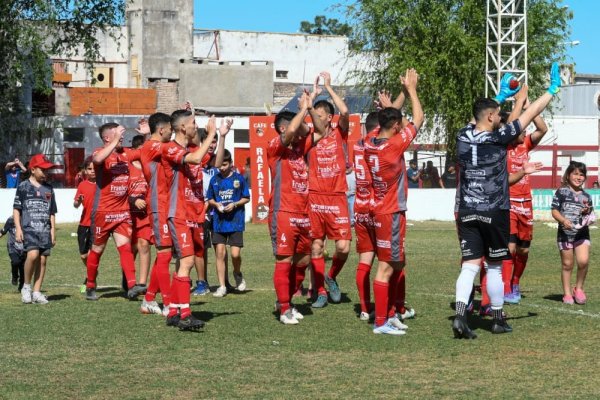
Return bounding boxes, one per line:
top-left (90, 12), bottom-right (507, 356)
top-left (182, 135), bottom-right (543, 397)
top-left (29, 154), bottom-right (58, 170)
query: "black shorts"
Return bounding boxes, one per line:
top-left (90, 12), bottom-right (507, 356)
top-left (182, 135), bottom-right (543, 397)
top-left (23, 229), bottom-right (52, 256)
top-left (457, 210), bottom-right (510, 262)
top-left (77, 225), bottom-right (93, 255)
top-left (211, 231), bottom-right (244, 247)
top-left (203, 219), bottom-right (213, 248)
top-left (9, 251), bottom-right (26, 265)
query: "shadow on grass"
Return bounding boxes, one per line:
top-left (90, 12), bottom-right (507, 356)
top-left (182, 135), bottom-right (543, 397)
top-left (47, 294), bottom-right (71, 301)
top-left (100, 290), bottom-right (128, 299)
top-left (543, 294), bottom-right (564, 302)
top-left (446, 310), bottom-right (538, 333)
top-left (192, 310), bottom-right (240, 322)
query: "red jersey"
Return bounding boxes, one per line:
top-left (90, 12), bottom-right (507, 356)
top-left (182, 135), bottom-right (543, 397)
top-left (128, 165), bottom-right (148, 216)
top-left (364, 123), bottom-right (418, 214)
top-left (306, 126), bottom-right (349, 194)
top-left (74, 179), bottom-right (96, 226)
top-left (353, 129), bottom-right (378, 214)
top-left (508, 135), bottom-right (535, 199)
top-left (267, 135), bottom-right (311, 214)
top-left (92, 147), bottom-right (138, 212)
top-left (140, 139), bottom-right (169, 214)
top-left (185, 144), bottom-right (206, 224)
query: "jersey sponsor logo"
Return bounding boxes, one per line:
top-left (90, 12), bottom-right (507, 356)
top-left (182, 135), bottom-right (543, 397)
top-left (110, 184), bottom-right (128, 197)
top-left (460, 214), bottom-right (492, 224)
top-left (104, 211), bottom-right (130, 223)
top-left (465, 169), bottom-right (486, 177)
top-left (310, 204), bottom-right (340, 214)
top-left (376, 239), bottom-right (391, 249)
top-left (488, 247), bottom-right (508, 257)
top-left (233, 179), bottom-right (240, 189)
top-left (335, 217), bottom-right (349, 225)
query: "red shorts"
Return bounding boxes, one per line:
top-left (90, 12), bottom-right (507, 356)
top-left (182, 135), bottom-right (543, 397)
top-left (150, 212), bottom-right (172, 248)
top-left (132, 212), bottom-right (153, 243)
top-left (168, 218), bottom-right (199, 259)
top-left (268, 211), bottom-right (311, 257)
top-left (308, 192), bottom-right (352, 240)
top-left (373, 211), bottom-right (406, 263)
top-left (510, 199), bottom-right (533, 242)
top-left (92, 210), bottom-right (132, 246)
top-left (354, 212), bottom-right (376, 253)
top-left (190, 222), bottom-right (205, 258)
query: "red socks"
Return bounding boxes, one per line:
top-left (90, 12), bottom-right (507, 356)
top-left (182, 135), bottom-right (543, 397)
top-left (373, 280), bottom-right (389, 327)
top-left (387, 270), bottom-right (400, 318)
top-left (294, 263), bottom-right (309, 294)
top-left (312, 257), bottom-right (326, 295)
top-left (288, 263), bottom-right (297, 299)
top-left (328, 256), bottom-right (346, 280)
top-left (174, 275), bottom-right (191, 319)
top-left (512, 253), bottom-right (528, 285)
top-left (167, 273), bottom-right (180, 318)
top-left (501, 259), bottom-right (513, 295)
top-left (145, 257), bottom-right (160, 301)
top-left (155, 251), bottom-right (172, 306)
top-left (274, 261), bottom-right (292, 314)
top-left (356, 262), bottom-right (372, 314)
top-left (395, 269), bottom-right (406, 313)
top-left (117, 244), bottom-right (137, 289)
top-left (86, 249), bottom-right (101, 289)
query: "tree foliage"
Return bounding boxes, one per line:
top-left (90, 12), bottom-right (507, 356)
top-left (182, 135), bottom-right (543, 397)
top-left (343, 0), bottom-right (572, 155)
top-left (300, 15), bottom-right (353, 36)
top-left (0, 0), bottom-right (126, 116)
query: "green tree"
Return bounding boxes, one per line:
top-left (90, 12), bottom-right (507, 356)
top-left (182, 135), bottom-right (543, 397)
top-left (0, 0), bottom-right (126, 117)
top-left (344, 0), bottom-right (572, 155)
top-left (300, 15), bottom-right (353, 36)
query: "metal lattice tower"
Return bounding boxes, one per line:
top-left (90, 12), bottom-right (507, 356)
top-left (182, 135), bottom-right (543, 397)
top-left (485, 0), bottom-right (528, 97)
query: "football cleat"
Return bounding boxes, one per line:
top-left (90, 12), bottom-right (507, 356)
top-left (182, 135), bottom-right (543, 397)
top-left (373, 321), bottom-right (406, 335)
top-left (452, 317), bottom-right (477, 339)
top-left (325, 275), bottom-right (341, 303)
top-left (178, 315), bottom-right (205, 331)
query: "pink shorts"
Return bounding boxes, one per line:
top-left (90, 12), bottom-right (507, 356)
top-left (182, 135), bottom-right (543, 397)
top-left (557, 239), bottom-right (590, 251)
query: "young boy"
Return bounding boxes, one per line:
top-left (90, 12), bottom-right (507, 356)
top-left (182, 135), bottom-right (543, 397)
top-left (14, 154), bottom-right (58, 304)
top-left (207, 149), bottom-right (250, 297)
top-left (0, 216), bottom-right (26, 290)
top-left (74, 157), bottom-right (96, 292)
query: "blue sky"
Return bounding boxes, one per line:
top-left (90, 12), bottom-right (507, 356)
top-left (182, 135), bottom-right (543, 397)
top-left (195, 0), bottom-right (598, 74)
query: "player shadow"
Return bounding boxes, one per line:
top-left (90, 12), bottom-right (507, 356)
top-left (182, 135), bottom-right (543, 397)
top-left (543, 294), bottom-right (565, 303)
top-left (191, 310), bottom-right (240, 323)
top-left (100, 290), bottom-right (130, 299)
top-left (47, 294), bottom-right (71, 301)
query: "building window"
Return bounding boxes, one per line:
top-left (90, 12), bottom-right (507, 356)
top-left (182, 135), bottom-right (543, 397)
top-left (276, 70), bottom-right (289, 79)
top-left (234, 129), bottom-right (249, 144)
top-left (64, 128), bottom-right (85, 142)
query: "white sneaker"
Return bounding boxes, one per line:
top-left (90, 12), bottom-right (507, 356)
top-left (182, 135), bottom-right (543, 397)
top-left (291, 307), bottom-right (304, 320)
top-left (279, 309), bottom-right (299, 325)
top-left (388, 316), bottom-right (408, 330)
top-left (234, 272), bottom-right (246, 292)
top-left (32, 292), bottom-right (49, 304)
top-left (140, 299), bottom-right (162, 315)
top-left (399, 307), bottom-right (416, 320)
top-left (213, 285), bottom-right (227, 298)
top-left (162, 304), bottom-right (171, 317)
top-left (373, 321), bottom-right (406, 335)
top-left (21, 286), bottom-right (32, 304)
top-left (359, 311), bottom-right (373, 321)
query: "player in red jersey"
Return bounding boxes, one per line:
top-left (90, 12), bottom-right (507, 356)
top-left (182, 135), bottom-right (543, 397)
top-left (162, 110), bottom-right (217, 331)
top-left (127, 134), bottom-right (152, 298)
top-left (139, 112), bottom-right (174, 316)
top-left (85, 123), bottom-right (141, 301)
top-left (364, 69), bottom-right (423, 335)
top-left (306, 71), bottom-right (351, 308)
top-left (74, 157), bottom-right (96, 290)
top-left (268, 91), bottom-right (324, 324)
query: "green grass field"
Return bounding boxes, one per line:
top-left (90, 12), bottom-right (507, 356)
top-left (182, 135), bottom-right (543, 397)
top-left (1, 221), bottom-right (598, 399)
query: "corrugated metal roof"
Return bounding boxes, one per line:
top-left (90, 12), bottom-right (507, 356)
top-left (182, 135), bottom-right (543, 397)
top-left (552, 84), bottom-right (600, 116)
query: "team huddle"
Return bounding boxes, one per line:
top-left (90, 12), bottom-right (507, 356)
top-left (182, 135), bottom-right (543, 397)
top-left (5, 63), bottom-right (594, 336)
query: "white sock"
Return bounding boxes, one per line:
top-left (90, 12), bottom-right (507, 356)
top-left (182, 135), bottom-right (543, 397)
top-left (456, 263), bottom-right (480, 304)
top-left (486, 261), bottom-right (504, 309)
top-left (23, 283), bottom-right (31, 290)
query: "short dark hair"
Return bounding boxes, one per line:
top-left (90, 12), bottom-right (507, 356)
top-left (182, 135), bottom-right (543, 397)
top-left (148, 112), bottom-right (171, 134)
top-left (170, 109), bottom-right (193, 131)
top-left (131, 134), bottom-right (145, 149)
top-left (98, 122), bottom-right (119, 139)
top-left (365, 111), bottom-right (379, 133)
top-left (562, 161), bottom-right (587, 186)
top-left (314, 100), bottom-right (334, 115)
top-left (222, 149), bottom-right (232, 163)
top-left (409, 159), bottom-right (417, 166)
top-left (472, 98), bottom-right (500, 121)
top-left (499, 110), bottom-right (510, 125)
top-left (274, 111), bottom-right (296, 134)
top-left (82, 156), bottom-right (93, 169)
top-left (378, 107), bottom-right (402, 130)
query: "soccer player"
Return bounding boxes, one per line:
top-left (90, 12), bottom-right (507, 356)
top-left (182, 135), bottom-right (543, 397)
top-left (85, 123), bottom-right (140, 301)
top-left (504, 85), bottom-right (548, 304)
top-left (452, 63), bottom-right (561, 339)
top-left (162, 110), bottom-right (217, 330)
top-left (268, 91), bottom-right (323, 324)
top-left (74, 157), bottom-right (96, 291)
top-left (207, 149), bottom-right (251, 297)
top-left (14, 154), bottom-right (58, 304)
top-left (306, 71), bottom-right (351, 308)
top-left (364, 69), bottom-right (423, 335)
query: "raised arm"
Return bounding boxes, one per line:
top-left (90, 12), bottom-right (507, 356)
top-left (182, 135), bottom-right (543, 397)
top-left (283, 92), bottom-right (311, 147)
top-left (185, 116), bottom-right (217, 165)
top-left (321, 71), bottom-right (349, 132)
top-left (509, 161), bottom-right (543, 185)
top-left (214, 117), bottom-right (233, 168)
top-left (401, 69), bottom-right (424, 130)
top-left (507, 84), bottom-right (528, 123)
top-left (93, 126), bottom-right (125, 164)
top-left (516, 62), bottom-right (561, 130)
